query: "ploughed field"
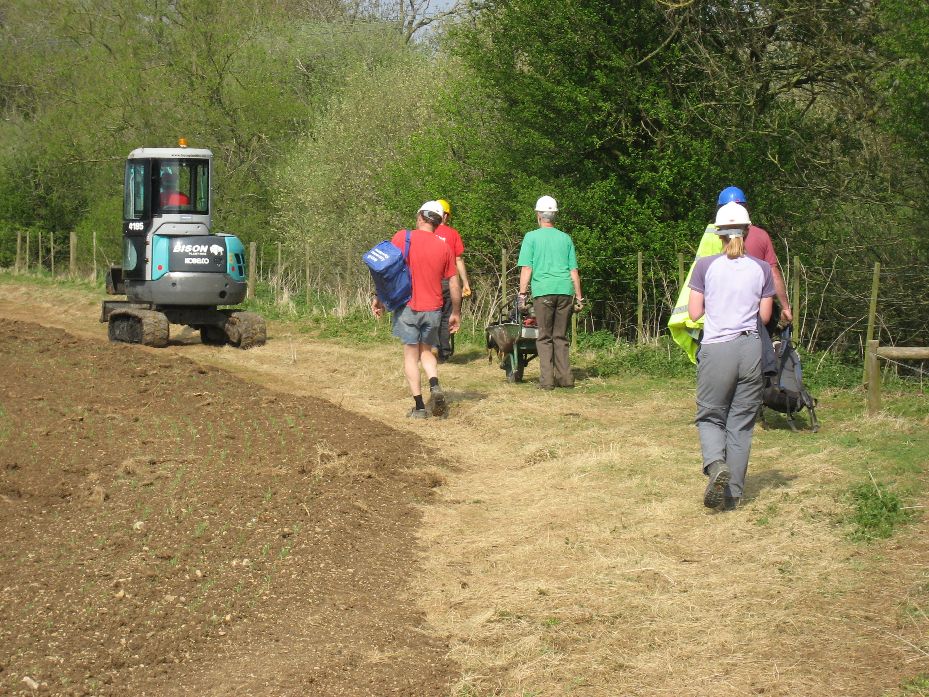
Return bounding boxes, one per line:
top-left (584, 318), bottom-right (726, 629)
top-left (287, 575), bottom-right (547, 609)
top-left (0, 320), bottom-right (454, 696)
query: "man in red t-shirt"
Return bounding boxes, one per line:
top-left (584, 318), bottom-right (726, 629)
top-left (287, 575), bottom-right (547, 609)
top-left (371, 201), bottom-right (461, 419)
top-left (433, 199), bottom-right (471, 362)
top-left (159, 170), bottom-right (190, 208)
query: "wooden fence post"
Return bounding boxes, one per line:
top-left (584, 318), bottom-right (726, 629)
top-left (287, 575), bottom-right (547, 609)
top-left (501, 247), bottom-right (508, 306)
top-left (25, 230), bottom-right (30, 272)
top-left (678, 252), bottom-right (685, 290)
top-left (37, 230), bottom-right (43, 271)
top-left (50, 233), bottom-right (55, 276)
top-left (275, 241), bottom-right (283, 303)
top-left (572, 311), bottom-right (577, 353)
top-left (16, 230), bottom-right (22, 273)
top-left (305, 241), bottom-right (311, 306)
top-left (70, 230), bottom-right (77, 277)
top-left (247, 241), bottom-right (257, 299)
top-left (863, 261), bottom-right (880, 386)
top-left (636, 251), bottom-right (644, 344)
top-left (866, 339), bottom-right (881, 414)
top-left (92, 231), bottom-right (98, 281)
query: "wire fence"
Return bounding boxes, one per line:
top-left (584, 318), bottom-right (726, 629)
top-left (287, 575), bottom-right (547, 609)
top-left (2, 229), bottom-right (927, 375)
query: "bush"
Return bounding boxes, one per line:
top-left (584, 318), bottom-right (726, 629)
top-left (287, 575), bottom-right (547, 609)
top-left (800, 347), bottom-right (863, 391)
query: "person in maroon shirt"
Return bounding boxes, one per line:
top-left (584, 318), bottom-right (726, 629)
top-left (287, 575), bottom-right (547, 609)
top-left (716, 187), bottom-right (792, 323)
top-left (371, 201), bottom-right (461, 419)
top-left (433, 199), bottom-right (471, 362)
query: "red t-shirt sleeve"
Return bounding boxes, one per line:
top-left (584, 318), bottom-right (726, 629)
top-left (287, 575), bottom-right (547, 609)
top-left (444, 247), bottom-right (456, 279)
top-left (760, 238), bottom-right (777, 268)
top-left (390, 229), bottom-right (409, 252)
top-left (436, 224), bottom-right (464, 257)
top-left (747, 225), bottom-right (778, 267)
top-left (449, 230), bottom-right (464, 258)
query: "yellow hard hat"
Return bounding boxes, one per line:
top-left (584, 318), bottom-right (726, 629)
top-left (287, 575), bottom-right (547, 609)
top-left (437, 199), bottom-right (451, 215)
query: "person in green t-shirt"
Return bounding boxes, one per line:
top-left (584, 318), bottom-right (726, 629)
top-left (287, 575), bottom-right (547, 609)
top-left (517, 195), bottom-right (584, 390)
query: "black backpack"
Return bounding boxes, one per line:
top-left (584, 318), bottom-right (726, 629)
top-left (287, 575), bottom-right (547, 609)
top-left (760, 324), bottom-right (820, 432)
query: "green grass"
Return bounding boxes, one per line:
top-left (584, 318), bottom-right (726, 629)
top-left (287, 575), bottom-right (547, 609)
top-left (893, 674), bottom-right (929, 696)
top-left (846, 478), bottom-right (915, 542)
top-left (0, 267), bottom-right (104, 293)
top-left (4, 268), bottom-right (926, 396)
top-left (0, 404), bottom-right (10, 445)
top-left (579, 335), bottom-right (695, 379)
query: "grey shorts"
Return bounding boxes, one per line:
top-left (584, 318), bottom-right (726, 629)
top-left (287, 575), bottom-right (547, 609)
top-left (391, 305), bottom-right (441, 346)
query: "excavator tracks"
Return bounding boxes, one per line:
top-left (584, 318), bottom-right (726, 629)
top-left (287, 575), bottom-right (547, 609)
top-left (107, 308), bottom-right (170, 348)
top-left (223, 311), bottom-right (267, 350)
top-left (103, 304), bottom-right (266, 350)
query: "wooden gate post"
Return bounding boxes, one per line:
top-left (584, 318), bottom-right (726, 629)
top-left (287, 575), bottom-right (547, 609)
top-left (501, 247), bottom-right (508, 307)
top-left (866, 339), bottom-right (881, 415)
top-left (16, 230), bottom-right (22, 273)
top-left (247, 241), bottom-right (257, 299)
top-left (70, 230), bottom-right (77, 277)
top-left (636, 251), bottom-right (644, 344)
top-left (305, 241), bottom-right (311, 307)
top-left (863, 261), bottom-right (880, 386)
top-left (571, 311), bottom-right (577, 353)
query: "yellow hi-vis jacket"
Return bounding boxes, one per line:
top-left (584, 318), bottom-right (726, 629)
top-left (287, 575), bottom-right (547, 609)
top-left (668, 225), bottom-right (724, 363)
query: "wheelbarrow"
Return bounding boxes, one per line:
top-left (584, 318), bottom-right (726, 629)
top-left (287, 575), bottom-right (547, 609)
top-left (485, 294), bottom-right (539, 383)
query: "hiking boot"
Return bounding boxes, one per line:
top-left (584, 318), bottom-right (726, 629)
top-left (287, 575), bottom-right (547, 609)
top-left (428, 386), bottom-right (448, 419)
top-left (407, 407), bottom-right (429, 419)
top-left (703, 460), bottom-right (730, 509)
top-left (722, 496), bottom-right (742, 512)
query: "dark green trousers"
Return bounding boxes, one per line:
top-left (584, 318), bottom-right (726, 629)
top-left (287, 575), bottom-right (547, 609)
top-left (533, 294), bottom-right (574, 388)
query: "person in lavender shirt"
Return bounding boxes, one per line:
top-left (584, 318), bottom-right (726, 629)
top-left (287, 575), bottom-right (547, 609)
top-left (687, 202), bottom-right (775, 511)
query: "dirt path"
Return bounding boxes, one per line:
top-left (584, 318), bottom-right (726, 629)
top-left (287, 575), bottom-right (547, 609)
top-left (2, 279), bottom-right (928, 696)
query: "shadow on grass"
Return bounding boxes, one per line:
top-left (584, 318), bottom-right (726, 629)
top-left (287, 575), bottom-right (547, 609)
top-left (443, 348), bottom-right (486, 364)
top-left (759, 409), bottom-right (819, 433)
top-left (743, 468), bottom-right (799, 502)
top-left (447, 390), bottom-right (488, 404)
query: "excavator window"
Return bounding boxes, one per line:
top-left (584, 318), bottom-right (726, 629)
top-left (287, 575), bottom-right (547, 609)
top-left (124, 160), bottom-right (149, 220)
top-left (154, 159), bottom-right (209, 215)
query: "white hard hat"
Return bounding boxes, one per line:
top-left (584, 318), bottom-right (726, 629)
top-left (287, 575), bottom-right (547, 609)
top-left (714, 202), bottom-right (751, 232)
top-left (419, 200), bottom-right (445, 218)
top-left (534, 195), bottom-right (558, 213)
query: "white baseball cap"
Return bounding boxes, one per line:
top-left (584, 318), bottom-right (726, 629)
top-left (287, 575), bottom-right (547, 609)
top-left (535, 195), bottom-right (558, 213)
top-left (419, 200), bottom-right (445, 218)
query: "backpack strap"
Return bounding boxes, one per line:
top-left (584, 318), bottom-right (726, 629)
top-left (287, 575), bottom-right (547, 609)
top-left (403, 229), bottom-right (411, 262)
top-left (775, 324), bottom-right (793, 390)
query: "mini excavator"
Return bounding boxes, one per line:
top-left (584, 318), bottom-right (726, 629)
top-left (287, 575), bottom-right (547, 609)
top-left (101, 140), bottom-right (266, 349)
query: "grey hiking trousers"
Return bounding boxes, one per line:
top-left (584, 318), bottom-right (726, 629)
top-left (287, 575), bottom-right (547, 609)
top-left (695, 332), bottom-right (763, 498)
